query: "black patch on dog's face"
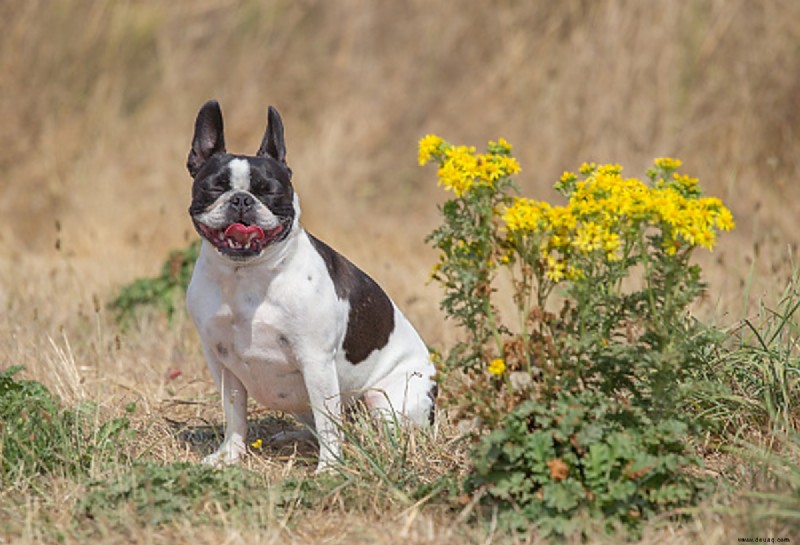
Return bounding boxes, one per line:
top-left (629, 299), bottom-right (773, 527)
top-left (308, 235), bottom-right (395, 364)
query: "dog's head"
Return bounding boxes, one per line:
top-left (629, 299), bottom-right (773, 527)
top-left (187, 100), bottom-right (296, 262)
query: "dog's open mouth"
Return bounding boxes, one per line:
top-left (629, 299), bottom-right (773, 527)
top-left (197, 222), bottom-right (283, 257)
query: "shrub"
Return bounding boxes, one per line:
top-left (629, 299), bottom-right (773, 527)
top-left (420, 137), bottom-right (733, 537)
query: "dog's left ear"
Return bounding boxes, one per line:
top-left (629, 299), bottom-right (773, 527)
top-left (257, 106), bottom-right (288, 168)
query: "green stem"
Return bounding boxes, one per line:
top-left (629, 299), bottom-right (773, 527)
top-left (484, 296), bottom-right (505, 361)
top-left (638, 230), bottom-right (658, 320)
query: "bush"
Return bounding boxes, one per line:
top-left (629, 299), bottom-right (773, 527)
top-left (420, 137), bottom-right (734, 538)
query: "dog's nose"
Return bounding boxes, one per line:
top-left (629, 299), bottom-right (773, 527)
top-left (230, 192), bottom-right (255, 210)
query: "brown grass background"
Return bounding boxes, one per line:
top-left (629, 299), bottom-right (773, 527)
top-left (1, 1), bottom-right (799, 543)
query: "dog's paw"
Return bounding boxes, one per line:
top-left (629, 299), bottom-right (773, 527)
top-left (313, 459), bottom-right (338, 475)
top-left (202, 440), bottom-right (245, 467)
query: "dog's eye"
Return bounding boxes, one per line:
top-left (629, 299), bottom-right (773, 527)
top-left (207, 186), bottom-right (227, 198)
top-left (252, 179), bottom-right (282, 196)
top-left (201, 174), bottom-right (230, 198)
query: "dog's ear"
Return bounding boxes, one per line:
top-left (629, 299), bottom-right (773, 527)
top-left (257, 106), bottom-right (287, 166)
top-left (187, 100), bottom-right (226, 178)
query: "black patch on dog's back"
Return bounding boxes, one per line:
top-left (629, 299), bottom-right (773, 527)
top-left (308, 234), bottom-right (394, 364)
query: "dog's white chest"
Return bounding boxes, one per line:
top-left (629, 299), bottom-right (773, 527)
top-left (187, 242), bottom-right (338, 412)
top-left (207, 298), bottom-right (310, 410)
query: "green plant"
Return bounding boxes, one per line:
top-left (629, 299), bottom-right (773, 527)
top-left (469, 391), bottom-right (711, 536)
top-left (108, 239), bottom-right (200, 325)
top-left (79, 461), bottom-right (271, 528)
top-left (420, 138), bottom-right (734, 538)
top-left (0, 366), bottom-right (131, 484)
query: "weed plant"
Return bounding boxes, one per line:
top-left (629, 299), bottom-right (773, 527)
top-left (421, 137), bottom-right (735, 537)
top-left (0, 366), bottom-right (131, 485)
top-left (79, 461), bottom-right (271, 528)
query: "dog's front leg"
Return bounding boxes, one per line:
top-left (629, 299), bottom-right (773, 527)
top-left (203, 366), bottom-right (248, 466)
top-left (303, 360), bottom-right (342, 473)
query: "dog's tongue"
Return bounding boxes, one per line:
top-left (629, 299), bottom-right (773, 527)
top-left (224, 223), bottom-right (265, 244)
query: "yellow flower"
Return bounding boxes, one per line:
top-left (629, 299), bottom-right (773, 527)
top-left (546, 207), bottom-right (577, 230)
top-left (579, 162), bottom-right (597, 175)
top-left (654, 157), bottom-right (682, 170)
top-left (488, 358), bottom-right (506, 376)
top-left (418, 134), bottom-right (444, 166)
top-left (566, 264), bottom-right (584, 280)
top-left (489, 137), bottom-right (513, 154)
top-left (435, 145), bottom-right (489, 196)
top-left (437, 160), bottom-right (473, 196)
top-left (480, 158), bottom-right (503, 182)
top-left (503, 198), bottom-right (549, 233)
top-left (500, 156), bottom-right (521, 176)
top-left (597, 163), bottom-right (623, 177)
top-left (715, 207), bottom-right (735, 231)
top-left (545, 253), bottom-right (567, 282)
top-left (251, 439), bottom-right (263, 450)
top-left (673, 173), bottom-right (698, 189)
top-left (602, 231), bottom-right (621, 259)
top-left (560, 171), bottom-right (578, 184)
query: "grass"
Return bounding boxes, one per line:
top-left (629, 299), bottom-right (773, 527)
top-left (1, 263), bottom-right (799, 543)
top-left (2, 1), bottom-right (800, 543)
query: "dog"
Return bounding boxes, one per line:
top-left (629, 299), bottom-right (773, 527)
top-left (185, 100), bottom-right (437, 472)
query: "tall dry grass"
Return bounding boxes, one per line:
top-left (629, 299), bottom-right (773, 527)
top-left (1, 2), bottom-right (799, 543)
top-left (2, 1), bottom-right (799, 313)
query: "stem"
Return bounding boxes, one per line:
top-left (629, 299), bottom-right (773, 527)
top-left (638, 230), bottom-right (658, 320)
top-left (483, 296), bottom-right (505, 361)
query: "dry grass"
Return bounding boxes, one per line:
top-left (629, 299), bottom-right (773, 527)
top-left (2, 1), bottom-right (800, 543)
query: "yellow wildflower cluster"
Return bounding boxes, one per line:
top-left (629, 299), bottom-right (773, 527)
top-left (654, 157), bottom-right (682, 170)
top-left (503, 197), bottom-right (551, 232)
top-left (418, 134), bottom-right (444, 166)
top-left (419, 135), bottom-right (521, 197)
top-left (503, 159), bottom-right (735, 280)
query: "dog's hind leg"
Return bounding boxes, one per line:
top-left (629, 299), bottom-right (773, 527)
top-left (362, 365), bottom-right (437, 428)
top-left (268, 412), bottom-right (316, 445)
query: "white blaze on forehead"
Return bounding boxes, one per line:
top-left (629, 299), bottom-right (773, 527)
top-left (228, 159), bottom-right (251, 191)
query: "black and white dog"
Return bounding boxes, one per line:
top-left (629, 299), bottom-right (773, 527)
top-left (185, 100), bottom-right (436, 472)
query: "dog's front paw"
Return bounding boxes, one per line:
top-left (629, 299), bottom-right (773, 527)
top-left (202, 439), bottom-right (246, 467)
top-left (313, 459), bottom-right (338, 475)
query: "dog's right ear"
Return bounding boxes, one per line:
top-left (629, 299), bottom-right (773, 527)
top-left (187, 100), bottom-right (226, 178)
